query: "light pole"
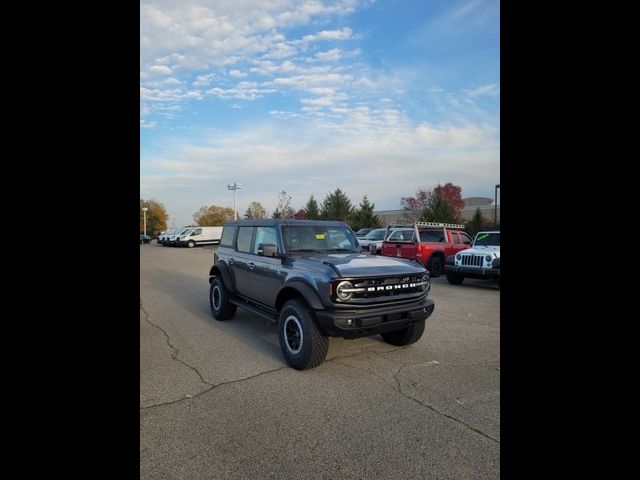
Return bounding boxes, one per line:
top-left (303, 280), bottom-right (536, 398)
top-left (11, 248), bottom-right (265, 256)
top-left (142, 207), bottom-right (149, 236)
top-left (227, 182), bottom-right (243, 220)
top-left (494, 184), bottom-right (500, 228)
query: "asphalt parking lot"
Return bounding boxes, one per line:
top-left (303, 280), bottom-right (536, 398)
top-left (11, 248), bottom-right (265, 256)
top-left (140, 243), bottom-right (500, 480)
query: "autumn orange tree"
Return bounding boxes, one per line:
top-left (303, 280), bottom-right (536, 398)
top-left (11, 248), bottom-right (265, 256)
top-left (193, 204), bottom-right (236, 225)
top-left (140, 199), bottom-right (169, 236)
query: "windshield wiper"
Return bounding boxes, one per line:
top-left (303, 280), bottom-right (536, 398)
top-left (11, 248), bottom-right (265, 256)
top-left (290, 249), bottom-right (324, 252)
top-left (326, 248), bottom-right (353, 252)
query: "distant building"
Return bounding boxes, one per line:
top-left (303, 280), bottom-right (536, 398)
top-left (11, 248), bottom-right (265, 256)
top-left (374, 197), bottom-right (500, 226)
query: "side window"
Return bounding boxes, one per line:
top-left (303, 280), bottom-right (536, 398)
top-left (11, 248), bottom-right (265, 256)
top-left (252, 227), bottom-right (277, 254)
top-left (388, 231), bottom-right (401, 241)
top-left (191, 228), bottom-right (202, 236)
top-left (220, 226), bottom-right (236, 247)
top-left (452, 233), bottom-right (461, 244)
top-left (460, 233), bottom-right (472, 244)
top-left (236, 227), bottom-right (254, 253)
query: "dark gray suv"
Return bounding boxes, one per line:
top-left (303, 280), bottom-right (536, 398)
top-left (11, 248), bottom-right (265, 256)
top-left (209, 219), bottom-right (435, 369)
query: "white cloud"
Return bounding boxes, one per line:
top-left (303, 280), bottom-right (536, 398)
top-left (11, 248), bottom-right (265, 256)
top-left (315, 48), bottom-right (342, 61)
top-left (299, 27), bottom-right (353, 43)
top-left (141, 1), bottom-right (361, 120)
top-left (464, 84), bottom-right (500, 97)
top-left (141, 110), bottom-right (499, 225)
top-left (149, 65), bottom-right (173, 75)
top-left (205, 81), bottom-right (277, 100)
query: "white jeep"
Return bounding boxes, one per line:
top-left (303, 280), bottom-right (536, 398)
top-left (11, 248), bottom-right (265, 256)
top-left (444, 231), bottom-right (500, 286)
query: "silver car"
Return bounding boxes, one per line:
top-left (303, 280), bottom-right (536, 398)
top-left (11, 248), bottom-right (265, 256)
top-left (358, 228), bottom-right (390, 254)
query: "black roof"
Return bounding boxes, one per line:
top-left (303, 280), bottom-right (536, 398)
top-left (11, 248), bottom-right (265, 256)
top-left (223, 219), bottom-right (349, 227)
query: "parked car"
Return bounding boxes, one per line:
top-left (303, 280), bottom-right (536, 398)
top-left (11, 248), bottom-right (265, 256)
top-left (355, 228), bottom-right (374, 238)
top-left (381, 222), bottom-right (473, 277)
top-left (444, 231), bottom-right (500, 286)
top-left (140, 234), bottom-right (151, 244)
top-left (358, 228), bottom-right (392, 254)
top-left (208, 219), bottom-right (435, 370)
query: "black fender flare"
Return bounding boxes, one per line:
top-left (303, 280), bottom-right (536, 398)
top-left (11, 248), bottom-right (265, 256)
top-left (492, 257), bottom-right (500, 269)
top-left (276, 280), bottom-right (325, 310)
top-left (209, 262), bottom-right (235, 291)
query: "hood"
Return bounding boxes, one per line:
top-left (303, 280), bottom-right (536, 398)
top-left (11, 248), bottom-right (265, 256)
top-left (463, 245), bottom-right (500, 257)
top-left (295, 252), bottom-right (426, 277)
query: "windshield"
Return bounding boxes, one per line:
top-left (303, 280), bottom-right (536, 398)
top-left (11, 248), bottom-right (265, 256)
top-left (474, 232), bottom-right (500, 246)
top-left (364, 229), bottom-right (386, 240)
top-left (282, 225), bottom-right (360, 253)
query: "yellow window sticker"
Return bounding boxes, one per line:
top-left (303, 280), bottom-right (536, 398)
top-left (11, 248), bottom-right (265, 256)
top-left (315, 234), bottom-right (326, 239)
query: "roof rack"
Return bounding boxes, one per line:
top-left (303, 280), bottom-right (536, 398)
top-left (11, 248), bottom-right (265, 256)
top-left (415, 222), bottom-right (466, 229)
top-left (386, 222), bottom-right (465, 229)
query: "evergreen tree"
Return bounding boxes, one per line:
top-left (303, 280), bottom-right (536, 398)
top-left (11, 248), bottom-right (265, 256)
top-left (351, 195), bottom-right (382, 231)
top-left (465, 207), bottom-right (485, 238)
top-left (320, 188), bottom-right (353, 222)
top-left (304, 195), bottom-right (320, 220)
top-left (420, 185), bottom-right (458, 223)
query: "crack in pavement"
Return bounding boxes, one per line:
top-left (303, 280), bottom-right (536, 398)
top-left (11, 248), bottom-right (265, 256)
top-left (329, 350), bottom-right (500, 445)
top-left (140, 365), bottom-right (289, 411)
top-left (141, 301), bottom-right (213, 388)
top-left (141, 300), bottom-right (290, 411)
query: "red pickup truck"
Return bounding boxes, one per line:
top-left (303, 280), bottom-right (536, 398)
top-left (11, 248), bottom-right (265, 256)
top-left (380, 222), bottom-right (474, 277)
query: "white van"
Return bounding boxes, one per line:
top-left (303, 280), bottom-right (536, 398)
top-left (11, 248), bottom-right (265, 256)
top-left (176, 226), bottom-right (223, 248)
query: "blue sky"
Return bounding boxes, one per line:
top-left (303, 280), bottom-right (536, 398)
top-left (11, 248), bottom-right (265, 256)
top-left (141, 0), bottom-right (499, 226)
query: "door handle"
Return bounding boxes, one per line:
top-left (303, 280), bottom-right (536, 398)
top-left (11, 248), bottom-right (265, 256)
top-left (229, 258), bottom-right (235, 265)
top-left (248, 262), bottom-right (256, 269)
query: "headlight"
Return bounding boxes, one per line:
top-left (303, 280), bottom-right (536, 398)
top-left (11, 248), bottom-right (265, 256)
top-left (485, 255), bottom-right (492, 262)
top-left (336, 281), bottom-right (354, 301)
top-left (456, 254), bottom-right (461, 260)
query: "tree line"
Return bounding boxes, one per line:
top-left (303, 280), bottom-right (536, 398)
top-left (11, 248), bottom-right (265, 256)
top-left (142, 181), bottom-right (498, 237)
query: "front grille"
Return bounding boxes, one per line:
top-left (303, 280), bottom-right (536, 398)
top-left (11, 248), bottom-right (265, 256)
top-left (460, 254), bottom-right (483, 267)
top-left (334, 275), bottom-right (427, 305)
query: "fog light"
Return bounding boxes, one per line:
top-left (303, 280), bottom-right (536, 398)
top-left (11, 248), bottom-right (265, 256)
top-left (346, 319), bottom-right (354, 326)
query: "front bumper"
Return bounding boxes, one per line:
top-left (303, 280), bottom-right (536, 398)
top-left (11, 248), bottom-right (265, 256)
top-left (315, 296), bottom-right (435, 338)
top-left (444, 265), bottom-right (500, 279)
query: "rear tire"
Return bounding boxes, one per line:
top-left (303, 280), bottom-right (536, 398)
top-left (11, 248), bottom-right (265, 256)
top-left (381, 320), bottom-right (425, 346)
top-left (278, 299), bottom-right (329, 370)
top-left (446, 273), bottom-right (464, 285)
top-left (427, 256), bottom-right (444, 277)
top-left (209, 277), bottom-right (236, 320)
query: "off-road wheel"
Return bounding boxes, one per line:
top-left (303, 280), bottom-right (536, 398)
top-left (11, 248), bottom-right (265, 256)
top-left (278, 299), bottom-right (329, 370)
top-left (209, 277), bottom-right (236, 320)
top-left (427, 256), bottom-right (444, 277)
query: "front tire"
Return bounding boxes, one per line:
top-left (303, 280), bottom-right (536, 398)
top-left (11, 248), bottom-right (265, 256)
top-left (427, 256), bottom-right (444, 277)
top-left (278, 299), bottom-right (329, 370)
top-left (446, 273), bottom-right (464, 285)
top-left (209, 277), bottom-right (236, 320)
top-left (381, 319), bottom-right (426, 346)
top-left (187, 240), bottom-right (195, 248)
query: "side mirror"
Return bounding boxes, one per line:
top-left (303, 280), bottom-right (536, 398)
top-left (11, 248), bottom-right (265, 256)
top-left (258, 243), bottom-right (278, 257)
